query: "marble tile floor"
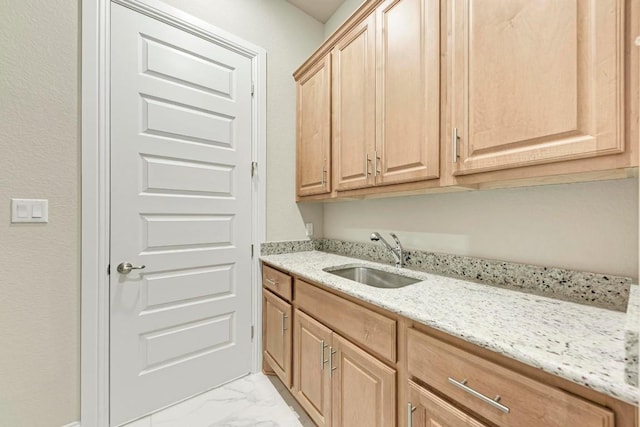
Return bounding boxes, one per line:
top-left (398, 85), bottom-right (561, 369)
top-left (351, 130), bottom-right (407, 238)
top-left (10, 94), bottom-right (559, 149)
top-left (123, 373), bottom-right (313, 427)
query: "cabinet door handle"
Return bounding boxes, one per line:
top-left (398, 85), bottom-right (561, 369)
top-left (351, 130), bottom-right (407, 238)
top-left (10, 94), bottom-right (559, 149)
top-left (365, 154), bottom-right (371, 176)
top-left (407, 403), bottom-right (416, 427)
top-left (320, 340), bottom-right (329, 370)
top-left (452, 127), bottom-right (459, 163)
top-left (280, 313), bottom-right (288, 334)
top-left (265, 278), bottom-right (278, 286)
top-left (374, 151), bottom-right (381, 177)
top-left (447, 377), bottom-right (510, 413)
top-left (321, 160), bottom-right (327, 186)
top-left (329, 347), bottom-right (337, 375)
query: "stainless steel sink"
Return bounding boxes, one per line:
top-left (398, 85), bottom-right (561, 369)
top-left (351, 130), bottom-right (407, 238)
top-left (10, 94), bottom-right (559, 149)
top-left (324, 265), bottom-right (420, 288)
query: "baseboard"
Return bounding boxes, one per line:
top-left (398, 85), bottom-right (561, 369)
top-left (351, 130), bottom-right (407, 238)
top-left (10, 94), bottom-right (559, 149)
top-left (61, 422), bottom-right (80, 427)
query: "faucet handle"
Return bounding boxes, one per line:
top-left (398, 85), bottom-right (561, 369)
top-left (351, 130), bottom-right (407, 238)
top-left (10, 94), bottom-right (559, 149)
top-left (370, 232), bottom-right (381, 241)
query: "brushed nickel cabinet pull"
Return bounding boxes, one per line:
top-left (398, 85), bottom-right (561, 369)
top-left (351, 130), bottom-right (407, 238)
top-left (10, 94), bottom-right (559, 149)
top-left (280, 313), bottom-right (288, 335)
top-left (452, 127), bottom-right (459, 163)
top-left (265, 278), bottom-right (278, 286)
top-left (329, 347), bottom-right (337, 375)
top-left (320, 340), bottom-right (329, 370)
top-left (447, 377), bottom-right (510, 413)
top-left (407, 402), bottom-right (416, 427)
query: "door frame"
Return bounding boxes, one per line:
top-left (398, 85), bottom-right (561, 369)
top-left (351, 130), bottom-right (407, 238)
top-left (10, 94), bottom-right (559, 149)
top-left (81, 1), bottom-right (267, 425)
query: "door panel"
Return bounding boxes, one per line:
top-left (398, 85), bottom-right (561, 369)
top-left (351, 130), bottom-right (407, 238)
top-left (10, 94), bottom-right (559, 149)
top-left (263, 290), bottom-right (292, 387)
top-left (377, 0), bottom-right (440, 185)
top-left (408, 380), bottom-right (489, 427)
top-left (297, 55), bottom-right (331, 196)
top-left (293, 309), bottom-right (333, 427)
top-left (333, 15), bottom-right (376, 191)
top-left (109, 4), bottom-right (253, 426)
top-left (451, 0), bottom-right (624, 174)
top-left (331, 334), bottom-right (396, 427)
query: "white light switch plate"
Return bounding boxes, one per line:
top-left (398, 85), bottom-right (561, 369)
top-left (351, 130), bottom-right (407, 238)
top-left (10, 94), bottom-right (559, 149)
top-left (305, 222), bottom-right (314, 237)
top-left (11, 199), bottom-right (48, 223)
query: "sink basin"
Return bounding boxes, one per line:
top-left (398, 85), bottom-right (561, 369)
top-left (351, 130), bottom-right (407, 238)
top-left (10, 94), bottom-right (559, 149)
top-left (324, 265), bottom-right (420, 288)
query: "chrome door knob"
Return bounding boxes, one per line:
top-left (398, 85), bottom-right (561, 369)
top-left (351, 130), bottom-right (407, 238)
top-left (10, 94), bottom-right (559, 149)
top-left (117, 262), bottom-right (146, 274)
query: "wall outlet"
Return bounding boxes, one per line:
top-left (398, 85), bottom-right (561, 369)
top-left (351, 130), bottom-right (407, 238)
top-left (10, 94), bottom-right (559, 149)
top-left (305, 222), bottom-right (314, 237)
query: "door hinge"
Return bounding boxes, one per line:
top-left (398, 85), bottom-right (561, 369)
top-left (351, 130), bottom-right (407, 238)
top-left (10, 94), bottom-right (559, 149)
top-left (251, 244), bottom-right (254, 257)
top-left (107, 264), bottom-right (110, 275)
top-left (251, 82), bottom-right (255, 97)
top-left (251, 325), bottom-right (255, 340)
top-left (251, 161), bottom-right (258, 177)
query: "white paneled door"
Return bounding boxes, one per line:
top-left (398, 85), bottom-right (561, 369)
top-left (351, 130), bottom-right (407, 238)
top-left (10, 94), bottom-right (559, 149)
top-left (109, 4), bottom-right (253, 426)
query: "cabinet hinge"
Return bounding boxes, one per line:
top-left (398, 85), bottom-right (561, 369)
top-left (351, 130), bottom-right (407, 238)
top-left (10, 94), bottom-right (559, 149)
top-left (251, 325), bottom-right (255, 340)
top-left (251, 161), bottom-right (258, 177)
top-left (251, 82), bottom-right (255, 97)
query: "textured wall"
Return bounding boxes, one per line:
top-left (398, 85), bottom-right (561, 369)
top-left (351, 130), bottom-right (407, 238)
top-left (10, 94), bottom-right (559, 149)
top-left (324, 0), bottom-right (365, 38)
top-left (0, 1), bottom-right (80, 426)
top-left (324, 179), bottom-right (639, 278)
top-left (161, 0), bottom-right (326, 241)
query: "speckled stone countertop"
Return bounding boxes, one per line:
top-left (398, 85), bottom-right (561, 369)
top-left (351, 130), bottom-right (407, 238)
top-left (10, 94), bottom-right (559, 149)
top-left (260, 251), bottom-right (639, 406)
top-left (626, 286), bottom-right (639, 387)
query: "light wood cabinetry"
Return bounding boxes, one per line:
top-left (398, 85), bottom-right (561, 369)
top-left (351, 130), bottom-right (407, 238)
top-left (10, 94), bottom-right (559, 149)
top-left (449, 0), bottom-right (625, 176)
top-left (291, 278), bottom-right (398, 427)
top-left (262, 261), bottom-right (638, 427)
top-left (407, 328), bottom-right (616, 427)
top-left (332, 0), bottom-right (441, 193)
top-left (293, 309), bottom-right (333, 426)
top-left (294, 0), bottom-right (638, 200)
top-left (296, 54), bottom-right (331, 197)
top-left (263, 289), bottom-right (292, 388)
top-left (331, 334), bottom-right (396, 427)
top-left (408, 380), bottom-right (489, 427)
top-left (332, 14), bottom-right (376, 191)
top-left (375, 0), bottom-right (440, 186)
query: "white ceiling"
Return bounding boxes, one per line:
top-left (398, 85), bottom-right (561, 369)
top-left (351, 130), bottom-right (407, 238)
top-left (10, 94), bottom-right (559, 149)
top-left (286, 0), bottom-right (346, 23)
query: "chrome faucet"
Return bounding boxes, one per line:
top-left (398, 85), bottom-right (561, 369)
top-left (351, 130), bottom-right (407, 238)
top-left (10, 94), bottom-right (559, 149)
top-left (370, 232), bottom-right (405, 268)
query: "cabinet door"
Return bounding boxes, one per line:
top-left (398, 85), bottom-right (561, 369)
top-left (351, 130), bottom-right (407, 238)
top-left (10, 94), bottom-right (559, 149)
top-left (376, 0), bottom-right (440, 185)
top-left (333, 14), bottom-right (376, 191)
top-left (331, 334), bottom-right (396, 427)
top-left (297, 55), bottom-right (331, 196)
top-left (263, 290), bottom-right (292, 388)
top-left (408, 380), bottom-right (489, 427)
top-left (293, 309), bottom-right (333, 427)
top-left (450, 0), bottom-right (624, 175)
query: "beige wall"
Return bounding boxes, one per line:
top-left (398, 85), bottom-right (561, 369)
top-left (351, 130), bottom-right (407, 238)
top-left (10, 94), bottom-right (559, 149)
top-left (324, 0), bottom-right (365, 38)
top-left (324, 179), bottom-right (639, 278)
top-left (161, 0), bottom-right (325, 241)
top-left (0, 1), bottom-right (80, 426)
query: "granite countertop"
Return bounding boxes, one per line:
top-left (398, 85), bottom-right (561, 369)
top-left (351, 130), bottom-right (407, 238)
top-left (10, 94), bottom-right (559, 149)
top-left (260, 251), bottom-right (640, 406)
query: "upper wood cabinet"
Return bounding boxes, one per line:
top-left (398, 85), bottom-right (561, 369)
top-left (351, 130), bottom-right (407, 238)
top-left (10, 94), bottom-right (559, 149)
top-left (450, 0), bottom-right (625, 175)
top-left (296, 54), bottom-right (331, 197)
top-left (332, 0), bottom-right (441, 192)
top-left (333, 14), bottom-right (376, 191)
top-left (376, 0), bottom-right (440, 185)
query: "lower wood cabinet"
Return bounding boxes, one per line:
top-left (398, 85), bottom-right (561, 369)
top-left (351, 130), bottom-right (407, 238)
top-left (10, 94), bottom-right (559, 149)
top-left (293, 308), bottom-right (396, 427)
top-left (263, 289), bottom-right (292, 388)
top-left (408, 380), bottom-right (488, 427)
top-left (261, 262), bottom-right (637, 427)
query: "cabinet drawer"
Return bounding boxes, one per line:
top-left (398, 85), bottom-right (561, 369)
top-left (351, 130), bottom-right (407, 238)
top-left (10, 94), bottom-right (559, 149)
top-left (407, 328), bottom-right (614, 427)
top-left (262, 264), bottom-right (292, 301)
top-left (295, 279), bottom-right (396, 363)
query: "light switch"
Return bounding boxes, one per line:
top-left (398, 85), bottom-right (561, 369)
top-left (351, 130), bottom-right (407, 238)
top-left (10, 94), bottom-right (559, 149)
top-left (305, 222), bottom-right (314, 237)
top-left (11, 199), bottom-right (48, 223)
top-left (17, 204), bottom-right (28, 218)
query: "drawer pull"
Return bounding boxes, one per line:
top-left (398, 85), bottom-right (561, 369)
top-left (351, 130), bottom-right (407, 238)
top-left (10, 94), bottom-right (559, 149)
top-left (265, 278), bottom-right (278, 286)
top-left (447, 377), bottom-right (510, 414)
top-left (281, 313), bottom-right (288, 335)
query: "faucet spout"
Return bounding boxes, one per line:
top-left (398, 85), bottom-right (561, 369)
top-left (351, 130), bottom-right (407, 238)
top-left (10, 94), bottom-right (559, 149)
top-left (370, 232), bottom-right (405, 268)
